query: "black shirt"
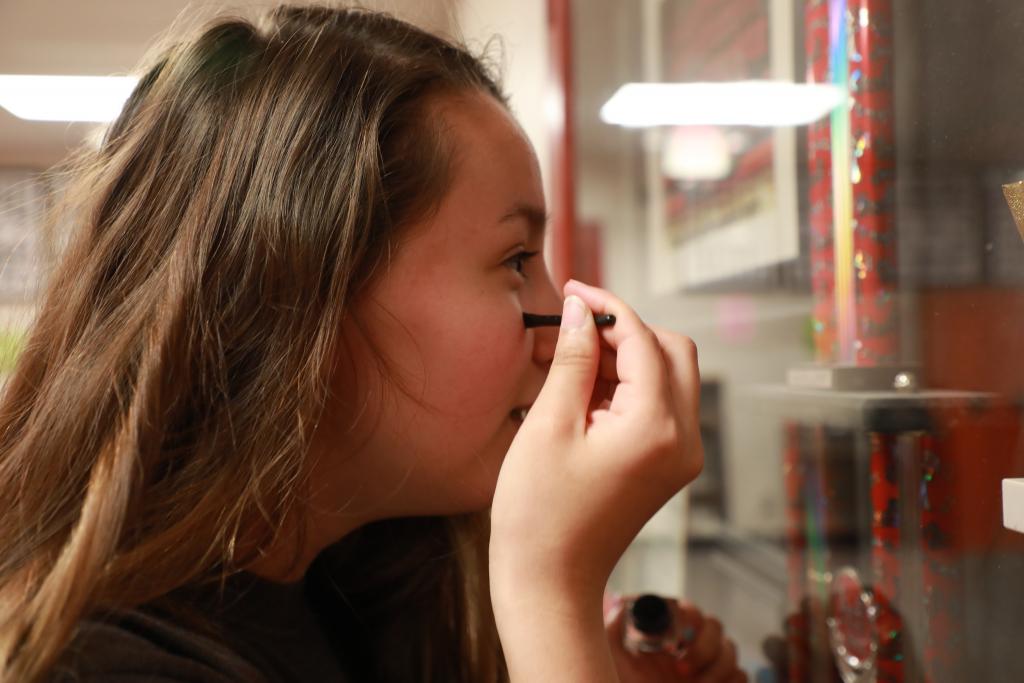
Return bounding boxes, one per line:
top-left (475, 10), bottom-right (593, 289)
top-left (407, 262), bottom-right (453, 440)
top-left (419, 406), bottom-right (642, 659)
top-left (51, 573), bottom-right (350, 683)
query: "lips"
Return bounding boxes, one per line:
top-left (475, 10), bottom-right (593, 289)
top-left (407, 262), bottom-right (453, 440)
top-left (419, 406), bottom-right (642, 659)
top-left (510, 405), bottom-right (531, 422)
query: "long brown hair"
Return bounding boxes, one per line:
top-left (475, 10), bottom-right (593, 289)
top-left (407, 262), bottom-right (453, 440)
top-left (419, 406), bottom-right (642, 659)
top-left (0, 4), bottom-right (508, 681)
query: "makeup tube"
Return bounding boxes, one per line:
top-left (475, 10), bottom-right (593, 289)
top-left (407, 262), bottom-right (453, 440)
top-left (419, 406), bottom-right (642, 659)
top-left (622, 594), bottom-right (687, 657)
top-left (522, 312), bottom-right (616, 328)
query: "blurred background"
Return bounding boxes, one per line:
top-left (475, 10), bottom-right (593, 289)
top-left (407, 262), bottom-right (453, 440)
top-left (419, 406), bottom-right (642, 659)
top-left (3, 1), bottom-right (1024, 680)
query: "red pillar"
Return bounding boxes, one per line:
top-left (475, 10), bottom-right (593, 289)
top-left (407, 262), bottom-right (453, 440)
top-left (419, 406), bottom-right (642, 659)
top-left (547, 0), bottom-right (576, 288)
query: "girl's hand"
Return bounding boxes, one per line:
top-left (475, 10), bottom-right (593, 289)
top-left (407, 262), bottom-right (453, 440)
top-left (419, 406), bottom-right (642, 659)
top-left (491, 280), bottom-right (703, 597)
top-left (604, 594), bottom-right (748, 683)
top-left (489, 281), bottom-right (703, 681)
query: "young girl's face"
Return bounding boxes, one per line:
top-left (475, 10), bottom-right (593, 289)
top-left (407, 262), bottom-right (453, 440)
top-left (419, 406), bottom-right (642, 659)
top-left (309, 91), bottom-right (562, 529)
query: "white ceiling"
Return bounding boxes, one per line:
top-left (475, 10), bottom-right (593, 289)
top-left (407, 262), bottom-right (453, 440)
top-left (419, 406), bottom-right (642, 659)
top-left (0, 1), bottom-right (457, 168)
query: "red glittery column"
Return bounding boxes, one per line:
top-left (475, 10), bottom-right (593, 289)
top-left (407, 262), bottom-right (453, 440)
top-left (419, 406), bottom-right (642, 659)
top-left (805, 0), bottom-right (836, 363)
top-left (870, 432), bottom-right (904, 682)
top-left (917, 430), bottom-right (961, 683)
top-left (848, 0), bottom-right (899, 365)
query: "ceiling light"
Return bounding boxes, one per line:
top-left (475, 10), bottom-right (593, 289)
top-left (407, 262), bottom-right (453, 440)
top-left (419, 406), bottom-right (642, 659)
top-left (0, 75), bottom-right (139, 123)
top-left (601, 81), bottom-right (847, 128)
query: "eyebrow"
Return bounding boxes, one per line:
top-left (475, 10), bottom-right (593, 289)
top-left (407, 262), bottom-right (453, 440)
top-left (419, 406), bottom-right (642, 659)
top-left (499, 203), bottom-right (550, 233)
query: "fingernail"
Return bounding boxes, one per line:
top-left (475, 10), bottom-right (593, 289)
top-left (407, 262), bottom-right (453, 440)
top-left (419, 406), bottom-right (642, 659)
top-left (562, 295), bottom-right (586, 329)
top-left (603, 590), bottom-right (622, 613)
top-left (604, 597), bottom-right (625, 625)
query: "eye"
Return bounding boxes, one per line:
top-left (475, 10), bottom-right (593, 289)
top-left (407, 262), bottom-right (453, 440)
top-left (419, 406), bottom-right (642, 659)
top-left (503, 250), bottom-right (540, 277)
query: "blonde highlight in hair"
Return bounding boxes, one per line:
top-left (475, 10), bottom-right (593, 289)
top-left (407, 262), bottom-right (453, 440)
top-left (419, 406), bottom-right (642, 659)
top-left (0, 4), bottom-right (508, 681)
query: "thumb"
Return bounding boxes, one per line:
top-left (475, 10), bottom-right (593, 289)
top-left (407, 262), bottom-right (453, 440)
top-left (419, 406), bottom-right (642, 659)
top-left (530, 294), bottom-right (599, 431)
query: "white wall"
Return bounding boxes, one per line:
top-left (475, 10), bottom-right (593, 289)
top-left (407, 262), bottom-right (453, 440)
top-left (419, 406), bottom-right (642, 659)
top-left (456, 0), bottom-right (552, 203)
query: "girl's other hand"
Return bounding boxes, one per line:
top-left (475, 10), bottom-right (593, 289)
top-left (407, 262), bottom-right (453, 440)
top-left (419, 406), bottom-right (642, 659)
top-left (490, 280), bottom-right (703, 602)
top-left (604, 594), bottom-right (748, 683)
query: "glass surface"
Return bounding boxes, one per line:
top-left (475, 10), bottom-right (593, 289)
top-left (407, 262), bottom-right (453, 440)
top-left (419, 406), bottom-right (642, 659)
top-left (1, 1), bottom-right (1022, 680)
top-left (579, 1), bottom-right (1024, 681)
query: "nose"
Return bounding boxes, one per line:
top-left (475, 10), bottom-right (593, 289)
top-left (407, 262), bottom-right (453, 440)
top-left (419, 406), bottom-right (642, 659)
top-left (529, 271), bottom-right (563, 366)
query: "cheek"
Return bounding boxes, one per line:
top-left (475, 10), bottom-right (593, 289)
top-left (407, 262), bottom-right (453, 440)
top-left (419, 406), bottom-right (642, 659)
top-left (431, 321), bottom-right (527, 413)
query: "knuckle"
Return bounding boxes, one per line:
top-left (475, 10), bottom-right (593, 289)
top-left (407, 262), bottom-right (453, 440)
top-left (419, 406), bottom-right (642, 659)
top-left (622, 411), bottom-right (706, 492)
top-left (653, 416), bottom-right (680, 452)
top-left (644, 326), bottom-right (662, 347)
top-left (680, 334), bottom-right (698, 358)
top-left (679, 439), bottom-right (704, 485)
top-left (634, 416), bottom-right (678, 467)
top-left (658, 328), bottom-right (694, 349)
top-left (634, 417), bottom-right (708, 490)
top-left (552, 340), bottom-right (592, 367)
top-left (674, 334), bottom-right (698, 364)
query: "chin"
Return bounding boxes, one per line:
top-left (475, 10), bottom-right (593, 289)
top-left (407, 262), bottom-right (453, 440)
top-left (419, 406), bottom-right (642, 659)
top-left (448, 472), bottom-right (500, 514)
top-left (432, 434), bottom-right (507, 514)
top-left (460, 482), bottom-right (499, 513)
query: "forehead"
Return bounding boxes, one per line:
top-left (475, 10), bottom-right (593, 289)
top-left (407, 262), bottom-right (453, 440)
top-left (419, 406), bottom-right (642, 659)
top-left (432, 92), bottom-right (545, 217)
top-left (375, 91), bottom-right (547, 291)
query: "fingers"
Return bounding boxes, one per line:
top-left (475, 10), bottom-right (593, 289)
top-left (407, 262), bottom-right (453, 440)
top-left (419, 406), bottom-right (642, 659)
top-left (607, 594), bottom-right (698, 682)
top-left (694, 638), bottom-right (738, 682)
top-left (529, 295), bottom-right (600, 432)
top-left (608, 595), bottom-right (747, 682)
top-left (587, 382), bottom-right (615, 419)
top-left (603, 592), bottom-right (626, 627)
top-left (677, 614), bottom-right (745, 683)
top-left (650, 324), bottom-right (704, 482)
top-left (563, 280), bottom-right (670, 418)
top-left (672, 601), bottom-right (704, 654)
top-left (649, 324), bottom-right (700, 409)
top-left (598, 346), bottom-right (617, 381)
top-left (761, 634), bottom-right (787, 674)
top-left (679, 615), bottom-right (723, 675)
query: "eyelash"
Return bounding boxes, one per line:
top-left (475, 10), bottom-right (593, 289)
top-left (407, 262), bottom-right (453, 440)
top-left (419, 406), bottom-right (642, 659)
top-left (504, 250), bottom-right (541, 277)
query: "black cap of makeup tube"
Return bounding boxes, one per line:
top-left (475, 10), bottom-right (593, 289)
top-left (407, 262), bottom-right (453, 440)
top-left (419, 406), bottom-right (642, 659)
top-left (630, 594), bottom-right (671, 635)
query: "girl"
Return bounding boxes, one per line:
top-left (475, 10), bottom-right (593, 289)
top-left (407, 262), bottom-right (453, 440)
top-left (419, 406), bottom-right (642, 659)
top-left (0, 5), bottom-right (745, 682)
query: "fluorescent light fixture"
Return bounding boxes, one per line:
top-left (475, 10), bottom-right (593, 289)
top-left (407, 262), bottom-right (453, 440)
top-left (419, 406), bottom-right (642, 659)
top-left (0, 75), bottom-right (139, 123)
top-left (601, 81), bottom-right (847, 128)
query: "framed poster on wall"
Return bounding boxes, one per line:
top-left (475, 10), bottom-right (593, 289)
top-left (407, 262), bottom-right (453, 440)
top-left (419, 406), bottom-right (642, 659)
top-left (644, 0), bottom-right (801, 293)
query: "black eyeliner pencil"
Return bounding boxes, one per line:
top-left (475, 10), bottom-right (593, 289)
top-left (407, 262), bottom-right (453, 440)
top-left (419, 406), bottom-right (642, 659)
top-left (522, 312), bottom-right (617, 329)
